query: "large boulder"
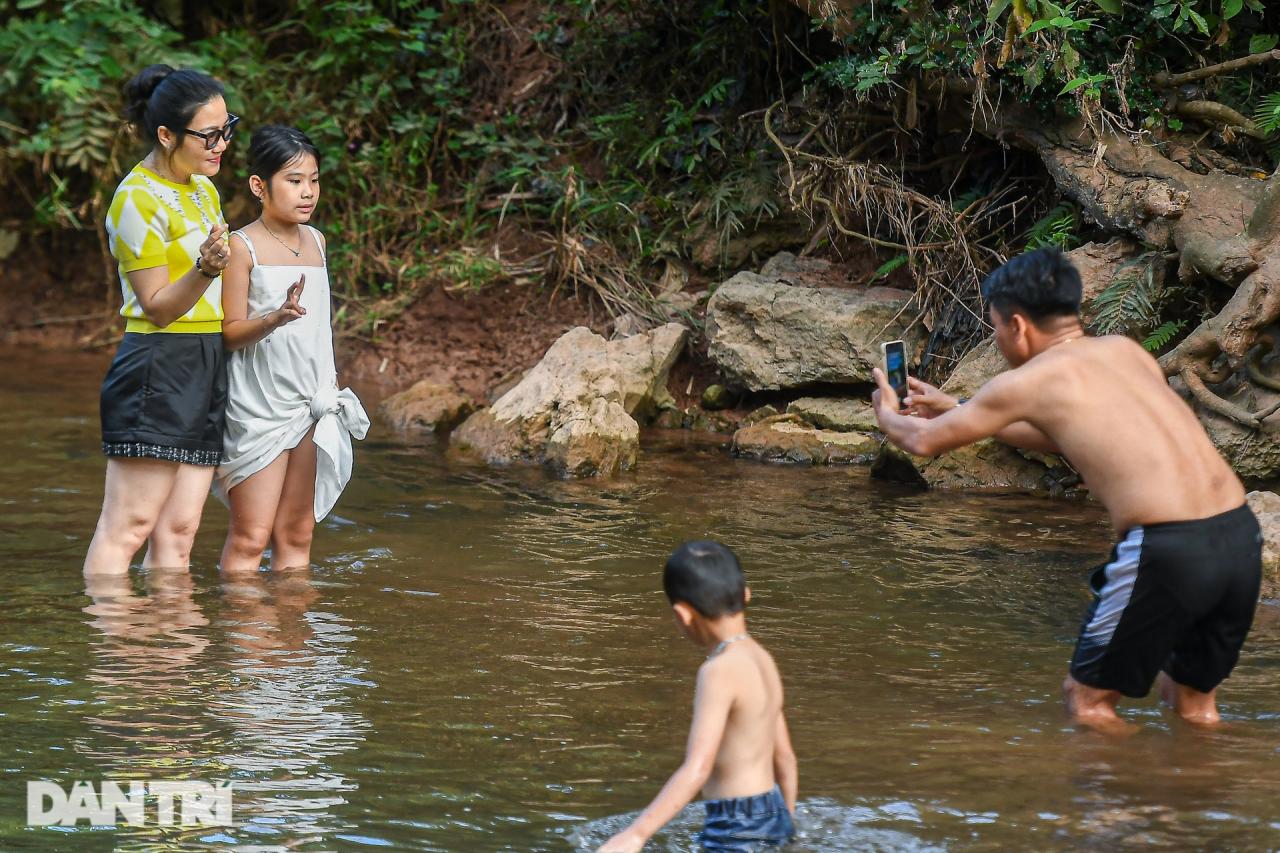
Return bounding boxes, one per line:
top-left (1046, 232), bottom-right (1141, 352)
top-left (732, 414), bottom-right (880, 465)
top-left (1246, 490), bottom-right (1280, 600)
top-left (786, 397), bottom-right (878, 432)
top-left (705, 270), bottom-right (922, 391)
top-left (451, 323), bottom-right (687, 477)
top-left (379, 381), bottom-right (474, 436)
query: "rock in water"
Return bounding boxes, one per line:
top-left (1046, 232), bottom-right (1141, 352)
top-left (1245, 490), bottom-right (1280, 600)
top-left (786, 397), bottom-right (878, 432)
top-left (732, 414), bottom-right (881, 465)
top-left (705, 270), bottom-right (921, 391)
top-left (379, 381), bottom-right (474, 435)
top-left (451, 323), bottom-right (687, 477)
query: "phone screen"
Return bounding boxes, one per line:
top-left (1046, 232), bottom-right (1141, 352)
top-left (884, 341), bottom-right (908, 401)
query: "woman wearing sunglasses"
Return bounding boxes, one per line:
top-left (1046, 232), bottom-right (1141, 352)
top-left (84, 64), bottom-right (240, 575)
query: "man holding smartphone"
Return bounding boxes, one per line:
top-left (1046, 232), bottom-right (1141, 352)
top-left (872, 248), bottom-right (1261, 731)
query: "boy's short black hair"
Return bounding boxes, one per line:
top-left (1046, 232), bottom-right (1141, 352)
top-left (664, 540), bottom-right (746, 618)
top-left (980, 247), bottom-right (1082, 324)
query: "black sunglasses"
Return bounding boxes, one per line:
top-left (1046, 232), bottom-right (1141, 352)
top-left (185, 114), bottom-right (240, 150)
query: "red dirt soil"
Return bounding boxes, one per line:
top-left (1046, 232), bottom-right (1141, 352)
top-left (338, 281), bottom-right (606, 403)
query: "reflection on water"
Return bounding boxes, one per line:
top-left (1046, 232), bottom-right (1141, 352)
top-left (213, 567), bottom-right (370, 845)
top-left (1, 349), bottom-right (1279, 850)
top-left (78, 569), bottom-right (226, 850)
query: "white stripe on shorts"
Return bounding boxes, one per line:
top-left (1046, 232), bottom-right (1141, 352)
top-left (1080, 527), bottom-right (1144, 648)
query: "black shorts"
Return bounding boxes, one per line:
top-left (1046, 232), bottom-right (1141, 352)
top-left (1070, 504), bottom-right (1262, 697)
top-left (100, 331), bottom-right (227, 467)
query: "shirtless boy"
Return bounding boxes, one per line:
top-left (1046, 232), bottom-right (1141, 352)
top-left (598, 541), bottom-right (797, 852)
top-left (872, 248), bottom-right (1262, 728)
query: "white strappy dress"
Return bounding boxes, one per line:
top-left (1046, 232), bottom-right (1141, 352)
top-left (216, 226), bottom-right (369, 521)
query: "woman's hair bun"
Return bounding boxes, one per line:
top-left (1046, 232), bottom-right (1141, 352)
top-left (120, 66), bottom-right (223, 147)
top-left (122, 64), bottom-right (176, 127)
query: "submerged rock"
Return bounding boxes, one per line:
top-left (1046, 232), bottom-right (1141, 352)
top-left (451, 323), bottom-right (687, 477)
top-left (380, 381), bottom-right (474, 435)
top-left (1246, 490), bottom-right (1280, 599)
top-left (705, 269), bottom-right (921, 391)
top-left (732, 414), bottom-right (880, 465)
top-left (787, 397), bottom-right (878, 432)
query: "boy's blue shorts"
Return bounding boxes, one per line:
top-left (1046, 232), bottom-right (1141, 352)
top-left (699, 785), bottom-right (794, 851)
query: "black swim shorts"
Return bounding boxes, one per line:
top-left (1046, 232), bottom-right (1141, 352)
top-left (1069, 503), bottom-right (1262, 698)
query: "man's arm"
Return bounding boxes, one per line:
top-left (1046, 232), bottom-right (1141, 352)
top-left (993, 421), bottom-right (1060, 453)
top-left (905, 376), bottom-right (1059, 453)
top-left (772, 711), bottom-right (797, 815)
top-left (598, 662), bottom-right (733, 853)
top-left (872, 368), bottom-right (1030, 457)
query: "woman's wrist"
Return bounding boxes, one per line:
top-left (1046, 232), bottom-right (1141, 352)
top-left (194, 255), bottom-right (220, 279)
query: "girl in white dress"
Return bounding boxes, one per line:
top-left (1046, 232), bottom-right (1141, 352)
top-left (217, 126), bottom-right (368, 573)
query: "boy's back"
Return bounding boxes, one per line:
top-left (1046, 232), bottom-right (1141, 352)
top-left (701, 637), bottom-right (785, 800)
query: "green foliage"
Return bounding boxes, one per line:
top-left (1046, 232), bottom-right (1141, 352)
top-left (1, 0), bottom-right (794, 321)
top-left (0, 0), bottom-right (197, 228)
top-left (1024, 203), bottom-right (1080, 251)
top-left (1090, 261), bottom-right (1161, 337)
top-left (1254, 93), bottom-right (1280, 135)
top-left (871, 254), bottom-right (909, 281)
top-left (1142, 319), bottom-right (1188, 351)
top-left (818, 0), bottom-right (1279, 148)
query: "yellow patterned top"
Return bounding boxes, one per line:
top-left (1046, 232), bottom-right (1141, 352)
top-left (105, 164), bottom-right (225, 334)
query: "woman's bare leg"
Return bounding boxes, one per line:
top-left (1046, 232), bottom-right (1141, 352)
top-left (84, 458), bottom-right (179, 576)
top-left (144, 462), bottom-right (216, 569)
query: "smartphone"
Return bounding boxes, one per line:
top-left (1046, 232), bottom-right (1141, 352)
top-left (881, 340), bottom-right (908, 409)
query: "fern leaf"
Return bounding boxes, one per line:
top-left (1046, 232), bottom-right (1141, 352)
top-left (1254, 92), bottom-right (1280, 136)
top-left (1025, 203), bottom-right (1081, 251)
top-left (1141, 319), bottom-right (1187, 351)
top-left (1090, 263), bottom-right (1160, 336)
top-left (872, 254), bottom-right (909, 280)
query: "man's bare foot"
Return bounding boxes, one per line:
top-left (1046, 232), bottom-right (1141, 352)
top-left (1156, 672), bottom-right (1221, 724)
top-left (1062, 675), bottom-right (1138, 735)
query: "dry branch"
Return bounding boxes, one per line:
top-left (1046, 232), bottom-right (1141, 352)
top-left (1154, 49), bottom-right (1280, 88)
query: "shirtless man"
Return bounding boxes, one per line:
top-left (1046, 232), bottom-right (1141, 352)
top-left (598, 540), bottom-right (797, 852)
top-left (872, 248), bottom-right (1262, 728)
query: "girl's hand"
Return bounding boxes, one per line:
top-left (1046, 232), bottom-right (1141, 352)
top-left (268, 274), bottom-right (307, 329)
top-left (197, 223), bottom-right (230, 276)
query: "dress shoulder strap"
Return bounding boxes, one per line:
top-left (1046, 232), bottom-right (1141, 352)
top-left (231, 229), bottom-right (259, 267)
top-left (305, 225), bottom-right (327, 265)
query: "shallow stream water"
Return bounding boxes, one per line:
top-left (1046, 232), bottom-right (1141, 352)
top-left (1, 349), bottom-right (1278, 851)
